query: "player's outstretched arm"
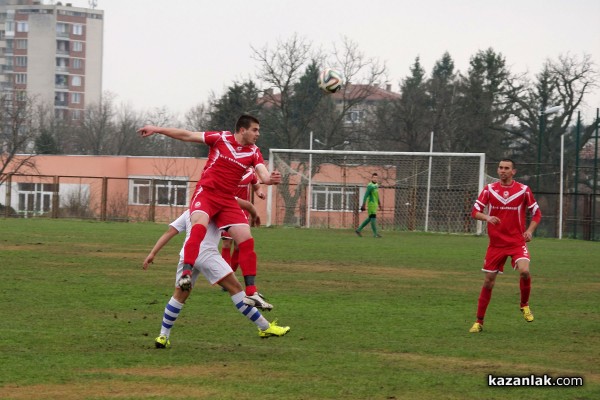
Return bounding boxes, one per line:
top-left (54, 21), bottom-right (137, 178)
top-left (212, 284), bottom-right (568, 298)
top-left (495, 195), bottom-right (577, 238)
top-left (142, 227), bottom-right (179, 270)
top-left (137, 125), bottom-right (204, 143)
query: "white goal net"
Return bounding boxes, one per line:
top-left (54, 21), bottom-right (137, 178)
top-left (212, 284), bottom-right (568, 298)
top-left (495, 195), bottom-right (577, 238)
top-left (267, 149), bottom-right (486, 234)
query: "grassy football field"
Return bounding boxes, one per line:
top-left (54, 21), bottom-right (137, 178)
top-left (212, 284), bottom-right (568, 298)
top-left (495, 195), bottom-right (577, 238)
top-left (0, 218), bottom-right (598, 399)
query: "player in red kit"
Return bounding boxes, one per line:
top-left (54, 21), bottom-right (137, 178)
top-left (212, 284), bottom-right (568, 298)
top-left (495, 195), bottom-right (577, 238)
top-left (137, 115), bottom-right (280, 309)
top-left (469, 159), bottom-right (542, 333)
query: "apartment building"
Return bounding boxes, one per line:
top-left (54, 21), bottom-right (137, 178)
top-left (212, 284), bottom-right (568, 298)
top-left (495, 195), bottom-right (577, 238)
top-left (0, 0), bottom-right (103, 120)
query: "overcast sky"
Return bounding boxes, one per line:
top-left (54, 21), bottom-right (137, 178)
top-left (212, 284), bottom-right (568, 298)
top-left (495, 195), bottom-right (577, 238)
top-left (66, 0), bottom-right (600, 121)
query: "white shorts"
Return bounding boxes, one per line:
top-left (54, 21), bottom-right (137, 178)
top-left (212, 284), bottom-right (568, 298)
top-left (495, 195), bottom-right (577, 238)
top-left (174, 248), bottom-right (233, 288)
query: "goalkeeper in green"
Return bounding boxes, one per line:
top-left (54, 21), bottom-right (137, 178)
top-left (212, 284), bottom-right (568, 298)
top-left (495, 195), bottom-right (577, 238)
top-left (355, 173), bottom-right (382, 238)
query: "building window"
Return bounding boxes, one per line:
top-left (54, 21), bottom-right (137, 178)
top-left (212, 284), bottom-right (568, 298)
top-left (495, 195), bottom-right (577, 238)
top-left (55, 92), bottom-right (67, 106)
top-left (16, 90), bottom-right (27, 101)
top-left (72, 24), bottom-right (83, 35)
top-left (16, 39), bottom-right (27, 49)
top-left (71, 75), bottom-right (81, 86)
top-left (344, 109), bottom-right (365, 124)
top-left (311, 184), bottom-right (358, 211)
top-left (16, 21), bottom-right (29, 32)
top-left (71, 109), bottom-right (81, 120)
top-left (129, 178), bottom-right (188, 206)
top-left (56, 40), bottom-right (69, 53)
top-left (15, 56), bottom-right (27, 67)
top-left (72, 41), bottom-right (83, 52)
top-left (5, 21), bottom-right (15, 34)
top-left (56, 23), bottom-right (68, 37)
top-left (56, 57), bottom-right (69, 70)
top-left (15, 73), bottom-right (27, 84)
top-left (71, 92), bottom-right (81, 104)
top-left (55, 109), bottom-right (66, 120)
top-left (17, 183), bottom-right (57, 215)
top-left (55, 74), bottom-right (68, 87)
top-left (72, 58), bottom-right (83, 70)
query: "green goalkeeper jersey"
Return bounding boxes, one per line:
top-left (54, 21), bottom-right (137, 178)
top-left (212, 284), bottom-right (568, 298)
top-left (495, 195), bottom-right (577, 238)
top-left (363, 182), bottom-right (379, 214)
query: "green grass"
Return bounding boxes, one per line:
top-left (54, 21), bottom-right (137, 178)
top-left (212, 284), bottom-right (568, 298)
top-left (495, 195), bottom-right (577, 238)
top-left (0, 218), bottom-right (599, 399)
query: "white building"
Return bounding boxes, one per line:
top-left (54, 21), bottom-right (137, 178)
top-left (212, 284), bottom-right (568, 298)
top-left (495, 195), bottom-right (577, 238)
top-left (0, 0), bottom-right (103, 120)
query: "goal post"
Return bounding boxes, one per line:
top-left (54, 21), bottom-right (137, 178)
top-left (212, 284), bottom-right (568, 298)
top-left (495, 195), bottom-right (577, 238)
top-left (267, 149), bottom-right (486, 235)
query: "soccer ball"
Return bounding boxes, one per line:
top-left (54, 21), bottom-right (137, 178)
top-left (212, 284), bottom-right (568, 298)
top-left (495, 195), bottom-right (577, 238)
top-left (318, 68), bottom-right (344, 94)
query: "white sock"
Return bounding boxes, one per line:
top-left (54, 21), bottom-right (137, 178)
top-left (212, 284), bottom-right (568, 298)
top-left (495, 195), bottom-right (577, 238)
top-left (160, 296), bottom-right (184, 337)
top-left (231, 291), bottom-right (269, 330)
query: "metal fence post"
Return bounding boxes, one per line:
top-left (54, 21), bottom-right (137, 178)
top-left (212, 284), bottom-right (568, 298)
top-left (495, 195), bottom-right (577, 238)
top-left (52, 175), bottom-right (59, 218)
top-left (101, 177), bottom-right (108, 221)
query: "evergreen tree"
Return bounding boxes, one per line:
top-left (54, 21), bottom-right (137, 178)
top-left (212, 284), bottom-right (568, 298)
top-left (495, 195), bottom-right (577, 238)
top-left (34, 131), bottom-right (60, 154)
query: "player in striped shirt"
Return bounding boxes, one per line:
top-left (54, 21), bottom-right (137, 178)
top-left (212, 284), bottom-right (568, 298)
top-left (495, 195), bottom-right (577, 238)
top-left (469, 159), bottom-right (542, 333)
top-left (143, 199), bottom-right (289, 348)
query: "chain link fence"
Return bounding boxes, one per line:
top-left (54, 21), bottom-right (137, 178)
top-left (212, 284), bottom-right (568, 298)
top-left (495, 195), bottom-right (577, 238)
top-left (1, 158), bottom-right (598, 240)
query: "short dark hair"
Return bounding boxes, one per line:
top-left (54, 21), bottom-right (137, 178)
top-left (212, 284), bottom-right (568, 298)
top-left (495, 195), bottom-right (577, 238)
top-left (372, 173), bottom-right (378, 177)
top-left (235, 114), bottom-right (260, 132)
top-left (500, 158), bottom-right (516, 169)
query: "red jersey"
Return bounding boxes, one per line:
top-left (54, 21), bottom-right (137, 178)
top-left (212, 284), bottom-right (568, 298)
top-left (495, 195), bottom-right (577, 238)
top-left (198, 131), bottom-right (265, 196)
top-left (236, 168), bottom-right (258, 200)
top-left (472, 180), bottom-right (542, 248)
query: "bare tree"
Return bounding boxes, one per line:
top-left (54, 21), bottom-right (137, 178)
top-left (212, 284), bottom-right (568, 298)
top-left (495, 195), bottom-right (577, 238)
top-left (503, 53), bottom-right (599, 191)
top-left (185, 102), bottom-right (211, 132)
top-left (0, 92), bottom-right (40, 185)
top-left (251, 34), bottom-right (387, 223)
top-left (142, 106), bottom-right (191, 156)
top-left (78, 92), bottom-right (117, 155)
top-left (112, 103), bottom-right (147, 155)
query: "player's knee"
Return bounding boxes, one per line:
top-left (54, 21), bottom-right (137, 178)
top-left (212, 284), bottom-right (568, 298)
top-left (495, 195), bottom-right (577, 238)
top-left (174, 288), bottom-right (190, 303)
top-left (221, 275), bottom-right (243, 293)
top-left (483, 275), bottom-right (496, 289)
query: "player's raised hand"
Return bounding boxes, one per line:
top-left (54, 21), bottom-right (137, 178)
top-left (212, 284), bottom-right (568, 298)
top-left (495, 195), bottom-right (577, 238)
top-left (137, 125), bottom-right (159, 138)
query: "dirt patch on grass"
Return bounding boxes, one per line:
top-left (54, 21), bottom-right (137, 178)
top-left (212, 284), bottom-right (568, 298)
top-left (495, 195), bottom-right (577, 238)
top-left (376, 351), bottom-right (600, 383)
top-left (266, 261), bottom-right (459, 280)
top-left (0, 380), bottom-right (218, 400)
top-left (0, 365), bottom-right (246, 399)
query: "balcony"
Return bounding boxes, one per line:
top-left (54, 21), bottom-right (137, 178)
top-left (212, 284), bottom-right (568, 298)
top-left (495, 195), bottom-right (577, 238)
top-left (0, 82), bottom-right (14, 91)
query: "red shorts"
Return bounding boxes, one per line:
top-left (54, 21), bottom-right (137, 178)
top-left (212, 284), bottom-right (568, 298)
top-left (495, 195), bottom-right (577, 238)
top-left (221, 231), bottom-right (233, 240)
top-left (189, 187), bottom-right (249, 229)
top-left (482, 245), bottom-right (530, 273)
